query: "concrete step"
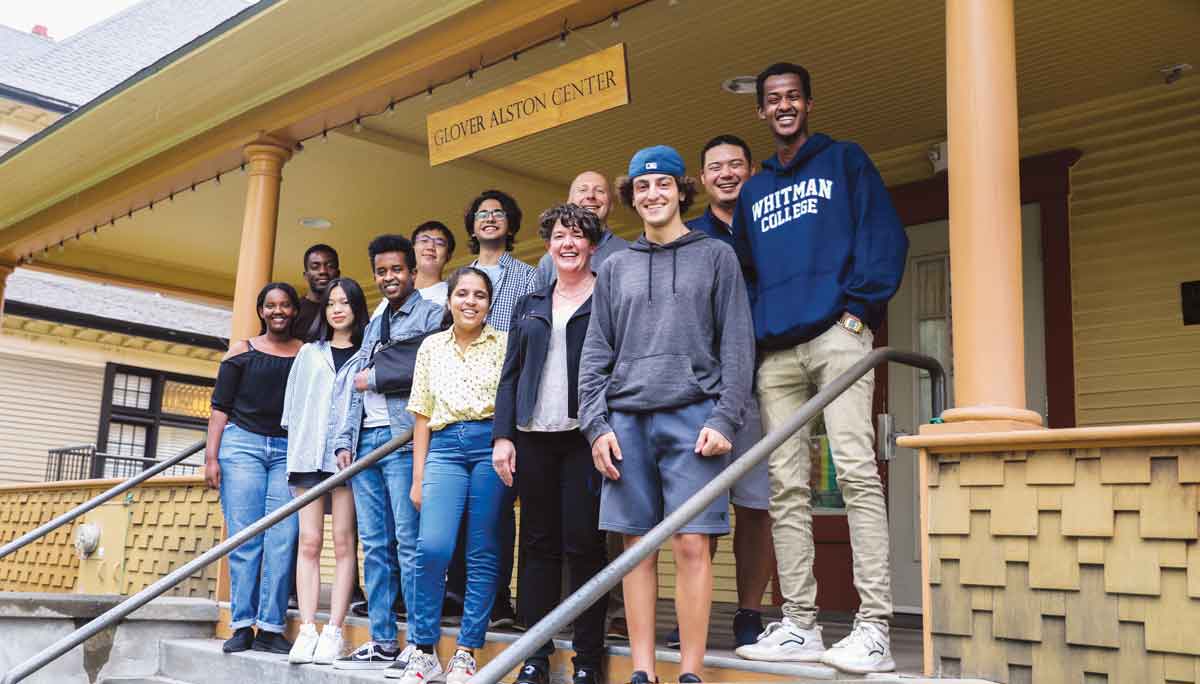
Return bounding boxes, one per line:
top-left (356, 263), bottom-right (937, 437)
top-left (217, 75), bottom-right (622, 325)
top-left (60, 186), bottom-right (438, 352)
top-left (159, 638), bottom-right (994, 683)
top-left (100, 677), bottom-right (194, 684)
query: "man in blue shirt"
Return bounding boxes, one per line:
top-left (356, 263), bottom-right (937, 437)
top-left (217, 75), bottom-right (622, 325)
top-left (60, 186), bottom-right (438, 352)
top-left (683, 135), bottom-right (775, 650)
top-left (732, 63), bottom-right (907, 675)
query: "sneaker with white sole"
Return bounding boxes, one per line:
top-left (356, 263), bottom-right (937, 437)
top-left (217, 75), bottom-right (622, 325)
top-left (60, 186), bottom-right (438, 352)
top-left (312, 624), bottom-right (344, 665)
top-left (820, 620), bottom-right (895, 674)
top-left (288, 623), bottom-right (320, 664)
top-left (734, 617), bottom-right (825, 662)
top-left (395, 650), bottom-right (445, 684)
top-left (384, 644), bottom-right (420, 679)
top-left (333, 640), bottom-right (401, 670)
top-left (445, 649), bottom-right (477, 684)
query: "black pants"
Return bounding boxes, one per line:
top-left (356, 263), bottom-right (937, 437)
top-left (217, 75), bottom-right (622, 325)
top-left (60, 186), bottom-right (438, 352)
top-left (516, 429), bottom-right (607, 668)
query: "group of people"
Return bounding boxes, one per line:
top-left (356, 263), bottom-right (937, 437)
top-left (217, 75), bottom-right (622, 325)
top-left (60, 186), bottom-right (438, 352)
top-left (202, 61), bottom-right (909, 684)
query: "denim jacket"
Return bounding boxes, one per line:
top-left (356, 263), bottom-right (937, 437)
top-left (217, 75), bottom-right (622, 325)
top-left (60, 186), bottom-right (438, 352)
top-left (332, 291), bottom-right (444, 456)
top-left (281, 341), bottom-right (364, 473)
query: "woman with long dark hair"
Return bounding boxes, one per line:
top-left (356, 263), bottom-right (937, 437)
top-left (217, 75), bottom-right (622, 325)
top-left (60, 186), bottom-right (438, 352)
top-left (281, 277), bottom-right (370, 664)
top-left (205, 282), bottom-right (304, 655)
top-left (395, 267), bottom-right (508, 684)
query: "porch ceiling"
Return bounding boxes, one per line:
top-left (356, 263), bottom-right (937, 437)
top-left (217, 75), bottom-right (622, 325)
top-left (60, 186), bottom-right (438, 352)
top-left (8, 0), bottom-right (1199, 302)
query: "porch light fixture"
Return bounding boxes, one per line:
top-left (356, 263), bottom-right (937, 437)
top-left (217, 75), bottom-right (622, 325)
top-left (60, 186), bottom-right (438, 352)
top-left (721, 76), bottom-right (756, 94)
top-left (299, 217), bottom-right (333, 230)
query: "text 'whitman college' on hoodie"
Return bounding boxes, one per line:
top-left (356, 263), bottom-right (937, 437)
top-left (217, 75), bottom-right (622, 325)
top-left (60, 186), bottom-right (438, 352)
top-left (731, 132), bottom-right (909, 350)
top-left (578, 230), bottom-right (755, 444)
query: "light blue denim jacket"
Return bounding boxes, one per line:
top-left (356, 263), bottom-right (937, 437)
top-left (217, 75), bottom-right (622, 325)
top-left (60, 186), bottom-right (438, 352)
top-left (281, 341), bottom-right (365, 474)
top-left (331, 291), bottom-right (444, 457)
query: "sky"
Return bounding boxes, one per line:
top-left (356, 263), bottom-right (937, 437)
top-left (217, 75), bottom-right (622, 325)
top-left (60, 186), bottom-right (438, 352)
top-left (0, 0), bottom-right (141, 40)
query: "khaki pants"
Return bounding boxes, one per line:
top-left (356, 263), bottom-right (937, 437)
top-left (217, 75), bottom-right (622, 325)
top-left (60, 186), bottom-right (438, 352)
top-left (757, 323), bottom-right (891, 627)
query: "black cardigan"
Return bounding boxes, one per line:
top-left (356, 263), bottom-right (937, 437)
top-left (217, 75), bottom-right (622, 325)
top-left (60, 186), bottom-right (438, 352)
top-left (493, 282), bottom-right (592, 440)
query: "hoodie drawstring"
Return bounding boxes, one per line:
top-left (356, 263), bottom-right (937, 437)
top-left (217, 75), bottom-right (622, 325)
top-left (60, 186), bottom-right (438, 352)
top-left (647, 245), bottom-right (654, 302)
top-left (671, 247), bottom-right (678, 296)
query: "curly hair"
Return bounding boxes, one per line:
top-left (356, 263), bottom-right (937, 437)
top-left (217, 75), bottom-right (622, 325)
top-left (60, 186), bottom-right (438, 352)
top-left (463, 189), bottom-right (522, 254)
top-left (537, 203), bottom-right (603, 243)
top-left (615, 175), bottom-right (699, 215)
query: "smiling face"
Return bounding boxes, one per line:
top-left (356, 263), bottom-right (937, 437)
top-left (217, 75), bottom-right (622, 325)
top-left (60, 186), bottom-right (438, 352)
top-left (701, 143), bottom-right (751, 208)
top-left (303, 249), bottom-right (340, 296)
top-left (413, 228), bottom-right (451, 275)
top-left (632, 173), bottom-right (682, 228)
top-left (472, 198), bottom-right (509, 244)
top-left (372, 251), bottom-right (414, 305)
top-left (547, 220), bottom-right (597, 277)
top-left (758, 73), bottom-right (813, 141)
top-left (259, 288), bottom-right (296, 334)
top-left (324, 284), bottom-right (355, 332)
top-left (568, 171), bottom-right (612, 223)
top-left (449, 273), bottom-right (492, 332)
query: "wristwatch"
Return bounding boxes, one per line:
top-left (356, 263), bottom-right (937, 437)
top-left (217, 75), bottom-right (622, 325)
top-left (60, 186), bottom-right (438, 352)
top-left (840, 314), bottom-right (865, 335)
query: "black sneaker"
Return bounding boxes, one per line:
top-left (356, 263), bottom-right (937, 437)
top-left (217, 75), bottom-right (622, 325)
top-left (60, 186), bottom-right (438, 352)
top-left (350, 598), bottom-right (369, 618)
top-left (665, 625), bottom-right (680, 649)
top-left (515, 659), bottom-right (549, 684)
top-left (628, 671), bottom-right (658, 684)
top-left (251, 630), bottom-right (292, 654)
top-left (489, 600), bottom-right (517, 629)
top-left (333, 641), bottom-right (401, 670)
top-left (573, 666), bottom-right (602, 684)
top-left (678, 674), bottom-right (702, 683)
top-left (222, 627), bottom-right (254, 653)
top-left (733, 608), bottom-right (765, 648)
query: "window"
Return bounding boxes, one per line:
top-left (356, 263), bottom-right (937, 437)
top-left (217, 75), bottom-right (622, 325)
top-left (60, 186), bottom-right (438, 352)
top-left (98, 364), bottom-right (213, 473)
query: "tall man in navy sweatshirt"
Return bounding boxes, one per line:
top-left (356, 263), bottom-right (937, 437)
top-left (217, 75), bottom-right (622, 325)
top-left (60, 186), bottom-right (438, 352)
top-left (731, 63), bottom-right (908, 675)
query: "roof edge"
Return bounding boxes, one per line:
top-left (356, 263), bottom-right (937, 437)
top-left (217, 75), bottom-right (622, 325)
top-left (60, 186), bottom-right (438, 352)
top-left (0, 83), bottom-right (75, 113)
top-left (0, 0), bottom-right (281, 167)
top-left (4, 300), bottom-right (229, 351)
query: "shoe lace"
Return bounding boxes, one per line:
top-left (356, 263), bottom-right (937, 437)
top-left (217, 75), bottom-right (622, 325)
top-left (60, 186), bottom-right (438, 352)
top-left (404, 651), bottom-right (433, 674)
top-left (449, 650), bottom-right (474, 671)
top-left (756, 620), bottom-right (784, 640)
top-left (832, 621), bottom-right (880, 650)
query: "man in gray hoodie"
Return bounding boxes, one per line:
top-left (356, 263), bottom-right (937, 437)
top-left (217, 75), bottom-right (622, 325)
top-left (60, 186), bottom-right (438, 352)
top-left (579, 145), bottom-right (754, 684)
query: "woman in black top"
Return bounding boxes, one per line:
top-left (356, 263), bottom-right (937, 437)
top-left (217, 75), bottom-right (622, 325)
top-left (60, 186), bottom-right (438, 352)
top-left (492, 204), bottom-right (608, 684)
top-left (206, 282), bottom-right (304, 655)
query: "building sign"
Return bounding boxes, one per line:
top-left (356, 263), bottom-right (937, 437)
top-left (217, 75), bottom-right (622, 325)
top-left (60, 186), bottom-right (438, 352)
top-left (426, 43), bottom-right (629, 166)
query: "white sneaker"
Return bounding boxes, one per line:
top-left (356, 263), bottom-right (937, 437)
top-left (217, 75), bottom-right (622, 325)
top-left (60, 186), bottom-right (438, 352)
top-left (445, 649), bottom-right (477, 684)
top-left (384, 644), bottom-right (419, 679)
top-left (820, 621), bottom-right (895, 674)
top-left (395, 650), bottom-right (446, 684)
top-left (312, 624), bottom-right (344, 665)
top-left (288, 623), bottom-right (319, 664)
top-left (734, 617), bottom-right (826, 662)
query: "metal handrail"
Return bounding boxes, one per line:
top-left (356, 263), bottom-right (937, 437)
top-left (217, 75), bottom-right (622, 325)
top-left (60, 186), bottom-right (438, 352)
top-left (473, 347), bottom-right (946, 684)
top-left (0, 439), bottom-right (207, 560)
top-left (1, 429), bottom-right (413, 684)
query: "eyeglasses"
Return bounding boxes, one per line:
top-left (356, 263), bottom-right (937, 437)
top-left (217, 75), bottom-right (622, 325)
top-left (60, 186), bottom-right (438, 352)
top-left (474, 209), bottom-right (507, 221)
top-left (414, 235), bottom-right (449, 248)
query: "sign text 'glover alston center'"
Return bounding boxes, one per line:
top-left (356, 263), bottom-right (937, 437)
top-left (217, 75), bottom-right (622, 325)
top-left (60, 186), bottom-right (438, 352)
top-left (426, 44), bottom-right (630, 165)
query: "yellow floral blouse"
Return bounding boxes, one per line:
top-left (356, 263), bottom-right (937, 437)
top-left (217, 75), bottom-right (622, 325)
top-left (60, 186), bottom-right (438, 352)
top-left (407, 325), bottom-right (508, 431)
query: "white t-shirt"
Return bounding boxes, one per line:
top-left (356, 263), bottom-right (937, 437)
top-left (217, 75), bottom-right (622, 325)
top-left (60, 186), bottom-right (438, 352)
top-left (372, 281), bottom-right (447, 318)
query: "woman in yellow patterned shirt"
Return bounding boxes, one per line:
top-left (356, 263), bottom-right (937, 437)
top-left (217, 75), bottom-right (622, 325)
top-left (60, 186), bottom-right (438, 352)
top-left (401, 266), bottom-right (508, 684)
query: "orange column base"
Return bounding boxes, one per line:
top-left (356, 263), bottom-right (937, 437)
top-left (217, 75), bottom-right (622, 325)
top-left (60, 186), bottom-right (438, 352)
top-left (927, 405), bottom-right (1045, 435)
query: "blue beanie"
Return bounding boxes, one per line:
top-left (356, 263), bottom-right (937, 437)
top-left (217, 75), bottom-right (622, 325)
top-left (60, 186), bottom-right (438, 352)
top-left (627, 145), bottom-right (685, 180)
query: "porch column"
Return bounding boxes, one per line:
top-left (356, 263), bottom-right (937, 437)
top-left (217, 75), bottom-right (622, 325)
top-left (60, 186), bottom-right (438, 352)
top-left (228, 136), bottom-right (292, 343)
top-left (943, 0), bottom-right (1042, 428)
top-left (0, 259), bottom-right (14, 329)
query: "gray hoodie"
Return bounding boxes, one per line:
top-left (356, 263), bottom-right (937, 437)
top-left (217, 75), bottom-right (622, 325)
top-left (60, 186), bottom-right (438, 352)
top-left (578, 229), bottom-right (755, 444)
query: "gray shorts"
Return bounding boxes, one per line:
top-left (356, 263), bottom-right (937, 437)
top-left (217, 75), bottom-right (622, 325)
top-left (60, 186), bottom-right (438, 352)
top-left (729, 399), bottom-right (769, 511)
top-left (599, 399), bottom-right (731, 536)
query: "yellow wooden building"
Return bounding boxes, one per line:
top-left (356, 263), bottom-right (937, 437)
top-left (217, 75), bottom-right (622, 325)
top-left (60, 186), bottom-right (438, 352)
top-left (1, 1), bottom-right (1198, 682)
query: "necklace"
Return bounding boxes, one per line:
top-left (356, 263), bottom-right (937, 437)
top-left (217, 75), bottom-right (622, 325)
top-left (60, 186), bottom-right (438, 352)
top-left (555, 279), bottom-right (594, 301)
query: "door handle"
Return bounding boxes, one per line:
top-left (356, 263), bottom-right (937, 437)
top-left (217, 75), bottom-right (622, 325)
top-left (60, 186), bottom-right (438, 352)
top-left (876, 413), bottom-right (910, 462)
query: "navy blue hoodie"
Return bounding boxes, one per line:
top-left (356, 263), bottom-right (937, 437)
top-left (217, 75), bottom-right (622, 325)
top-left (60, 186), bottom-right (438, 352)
top-left (731, 133), bottom-right (908, 350)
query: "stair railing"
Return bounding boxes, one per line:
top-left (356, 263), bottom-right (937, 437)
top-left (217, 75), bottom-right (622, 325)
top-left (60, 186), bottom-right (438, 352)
top-left (0, 439), bottom-right (206, 560)
top-left (0, 430), bottom-right (413, 684)
top-left (472, 347), bottom-right (946, 684)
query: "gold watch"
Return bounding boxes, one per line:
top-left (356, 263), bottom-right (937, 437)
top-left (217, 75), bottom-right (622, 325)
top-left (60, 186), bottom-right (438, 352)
top-left (840, 315), bottom-right (865, 335)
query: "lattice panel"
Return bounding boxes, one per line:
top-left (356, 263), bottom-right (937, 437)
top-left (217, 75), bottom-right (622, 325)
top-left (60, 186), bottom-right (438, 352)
top-left (928, 446), bottom-right (1200, 683)
top-left (123, 481), bottom-right (223, 598)
top-left (0, 487), bottom-right (88, 591)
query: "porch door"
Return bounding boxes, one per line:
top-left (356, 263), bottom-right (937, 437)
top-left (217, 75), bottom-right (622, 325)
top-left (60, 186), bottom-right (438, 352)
top-left (884, 203), bottom-right (1048, 613)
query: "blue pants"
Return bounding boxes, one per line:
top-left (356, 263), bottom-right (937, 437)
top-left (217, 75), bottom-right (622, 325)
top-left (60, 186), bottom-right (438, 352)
top-left (218, 423), bottom-right (297, 633)
top-left (410, 419), bottom-right (504, 648)
top-left (351, 426), bottom-right (419, 645)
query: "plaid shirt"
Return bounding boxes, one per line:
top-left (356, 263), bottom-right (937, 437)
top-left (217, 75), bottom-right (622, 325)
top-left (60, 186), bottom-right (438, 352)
top-left (472, 252), bottom-right (540, 332)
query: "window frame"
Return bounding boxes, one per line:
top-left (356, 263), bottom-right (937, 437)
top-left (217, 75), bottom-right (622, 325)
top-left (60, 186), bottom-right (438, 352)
top-left (97, 363), bottom-right (214, 462)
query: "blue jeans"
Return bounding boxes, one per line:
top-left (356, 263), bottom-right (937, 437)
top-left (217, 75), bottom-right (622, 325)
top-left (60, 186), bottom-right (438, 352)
top-left (351, 426), bottom-right (419, 645)
top-left (411, 419), bottom-right (504, 648)
top-left (218, 423), bottom-right (297, 632)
